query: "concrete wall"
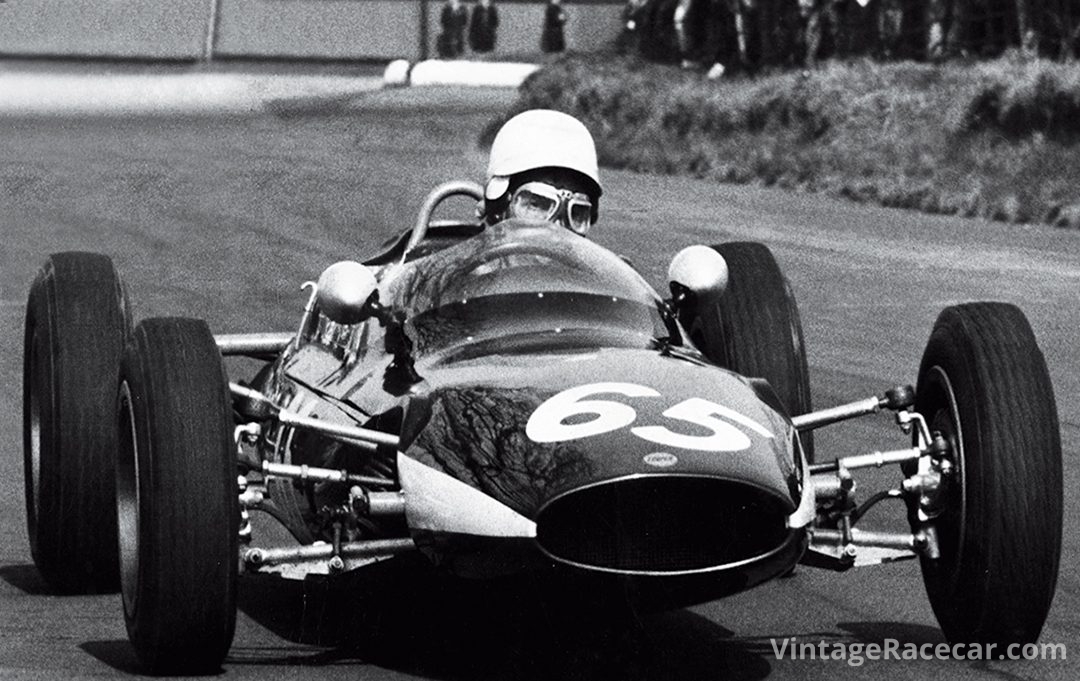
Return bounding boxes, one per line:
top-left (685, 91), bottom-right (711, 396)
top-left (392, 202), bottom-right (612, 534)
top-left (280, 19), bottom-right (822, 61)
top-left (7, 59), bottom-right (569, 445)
top-left (0, 1), bottom-right (211, 60)
top-left (214, 0), bottom-right (420, 60)
top-left (0, 0), bottom-right (623, 62)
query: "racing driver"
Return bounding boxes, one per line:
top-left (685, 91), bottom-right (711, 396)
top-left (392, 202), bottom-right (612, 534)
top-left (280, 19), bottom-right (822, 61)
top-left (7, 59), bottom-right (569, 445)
top-left (482, 109), bottom-right (602, 235)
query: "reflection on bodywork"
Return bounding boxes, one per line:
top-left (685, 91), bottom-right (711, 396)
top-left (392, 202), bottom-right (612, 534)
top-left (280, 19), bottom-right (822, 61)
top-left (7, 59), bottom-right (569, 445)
top-left (407, 385), bottom-right (595, 516)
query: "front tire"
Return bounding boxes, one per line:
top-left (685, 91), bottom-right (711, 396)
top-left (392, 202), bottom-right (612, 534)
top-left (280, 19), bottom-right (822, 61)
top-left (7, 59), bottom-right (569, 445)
top-left (23, 252), bottom-right (130, 593)
top-left (117, 318), bottom-right (238, 674)
top-left (686, 242), bottom-right (814, 462)
top-left (914, 302), bottom-right (1062, 644)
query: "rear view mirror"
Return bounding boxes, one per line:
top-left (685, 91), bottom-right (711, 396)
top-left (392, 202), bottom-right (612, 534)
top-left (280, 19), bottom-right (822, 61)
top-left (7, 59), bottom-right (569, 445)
top-left (668, 246), bottom-right (728, 302)
top-left (316, 261), bottom-right (379, 324)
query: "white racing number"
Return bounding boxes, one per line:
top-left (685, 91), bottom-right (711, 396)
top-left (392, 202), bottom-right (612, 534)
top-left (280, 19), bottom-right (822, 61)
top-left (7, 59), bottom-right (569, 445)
top-left (525, 382), bottom-right (773, 452)
top-left (525, 382), bottom-right (659, 443)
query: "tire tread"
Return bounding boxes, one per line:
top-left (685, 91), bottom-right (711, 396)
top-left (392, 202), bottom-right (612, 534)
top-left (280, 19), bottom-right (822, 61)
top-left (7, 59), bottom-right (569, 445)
top-left (916, 302), bottom-right (1061, 644)
top-left (121, 317), bottom-right (238, 674)
top-left (23, 252), bottom-right (129, 593)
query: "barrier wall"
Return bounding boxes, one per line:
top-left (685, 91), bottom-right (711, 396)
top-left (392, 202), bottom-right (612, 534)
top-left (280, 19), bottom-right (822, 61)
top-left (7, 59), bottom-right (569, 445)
top-left (0, 0), bottom-right (623, 62)
top-left (214, 0), bottom-right (421, 60)
top-left (0, 2), bottom-right (210, 59)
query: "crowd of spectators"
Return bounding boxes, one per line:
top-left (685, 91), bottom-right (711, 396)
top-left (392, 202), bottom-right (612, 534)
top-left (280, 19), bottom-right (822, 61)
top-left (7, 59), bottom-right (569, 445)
top-left (619, 0), bottom-right (1080, 76)
top-left (438, 0), bottom-right (570, 57)
top-left (435, 0), bottom-right (1080, 73)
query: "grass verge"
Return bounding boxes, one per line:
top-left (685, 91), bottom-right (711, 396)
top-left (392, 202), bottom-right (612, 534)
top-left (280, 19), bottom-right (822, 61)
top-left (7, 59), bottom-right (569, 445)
top-left (483, 53), bottom-right (1080, 228)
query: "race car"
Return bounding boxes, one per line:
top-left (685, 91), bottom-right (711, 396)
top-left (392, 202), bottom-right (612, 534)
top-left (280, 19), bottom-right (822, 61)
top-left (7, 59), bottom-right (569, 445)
top-left (22, 181), bottom-right (1062, 674)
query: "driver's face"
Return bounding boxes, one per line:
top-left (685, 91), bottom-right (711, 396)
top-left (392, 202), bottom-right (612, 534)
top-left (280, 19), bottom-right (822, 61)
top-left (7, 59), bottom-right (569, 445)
top-left (506, 170), bottom-right (595, 234)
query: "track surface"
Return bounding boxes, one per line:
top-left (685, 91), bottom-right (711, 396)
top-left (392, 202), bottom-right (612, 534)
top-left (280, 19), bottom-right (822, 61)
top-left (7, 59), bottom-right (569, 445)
top-left (1, 85), bottom-right (1077, 680)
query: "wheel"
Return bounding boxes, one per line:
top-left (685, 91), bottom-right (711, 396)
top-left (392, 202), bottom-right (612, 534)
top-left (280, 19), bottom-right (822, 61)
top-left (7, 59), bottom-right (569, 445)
top-left (23, 252), bottom-right (131, 593)
top-left (913, 302), bottom-right (1062, 645)
top-left (685, 242), bottom-right (814, 462)
top-left (117, 318), bottom-right (238, 674)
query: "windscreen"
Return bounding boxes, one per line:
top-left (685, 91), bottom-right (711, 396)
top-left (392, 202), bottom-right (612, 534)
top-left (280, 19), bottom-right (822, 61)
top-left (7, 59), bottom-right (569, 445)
top-left (384, 220), bottom-right (672, 357)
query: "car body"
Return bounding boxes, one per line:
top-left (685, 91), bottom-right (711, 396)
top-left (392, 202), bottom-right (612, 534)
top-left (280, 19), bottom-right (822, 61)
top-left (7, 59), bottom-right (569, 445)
top-left (248, 219), bottom-right (810, 600)
top-left (23, 182), bottom-right (1064, 674)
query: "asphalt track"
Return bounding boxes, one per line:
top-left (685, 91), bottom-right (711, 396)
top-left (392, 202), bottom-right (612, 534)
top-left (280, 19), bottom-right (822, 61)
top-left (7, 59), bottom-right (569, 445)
top-left (0, 71), bottom-right (1077, 680)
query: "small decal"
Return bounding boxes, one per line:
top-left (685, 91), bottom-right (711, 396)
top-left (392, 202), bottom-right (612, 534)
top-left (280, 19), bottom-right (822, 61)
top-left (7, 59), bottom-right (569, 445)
top-left (643, 452), bottom-right (679, 468)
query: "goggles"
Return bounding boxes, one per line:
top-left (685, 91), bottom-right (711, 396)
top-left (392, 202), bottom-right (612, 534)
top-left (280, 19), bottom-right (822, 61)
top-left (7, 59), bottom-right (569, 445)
top-left (508, 181), bottom-right (594, 235)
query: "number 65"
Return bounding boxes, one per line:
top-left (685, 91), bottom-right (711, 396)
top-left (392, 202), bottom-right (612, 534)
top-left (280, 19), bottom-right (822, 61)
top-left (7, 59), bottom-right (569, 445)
top-left (524, 382), bottom-right (773, 452)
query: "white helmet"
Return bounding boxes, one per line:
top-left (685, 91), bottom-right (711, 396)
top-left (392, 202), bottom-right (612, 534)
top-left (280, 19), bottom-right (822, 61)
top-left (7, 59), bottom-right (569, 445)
top-left (485, 109), bottom-right (602, 202)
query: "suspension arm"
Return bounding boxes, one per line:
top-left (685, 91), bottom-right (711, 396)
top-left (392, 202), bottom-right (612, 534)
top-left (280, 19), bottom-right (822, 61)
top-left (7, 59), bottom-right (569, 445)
top-left (229, 383), bottom-right (400, 450)
top-left (215, 332), bottom-right (294, 356)
top-left (791, 385), bottom-right (915, 432)
top-left (244, 537), bottom-right (417, 567)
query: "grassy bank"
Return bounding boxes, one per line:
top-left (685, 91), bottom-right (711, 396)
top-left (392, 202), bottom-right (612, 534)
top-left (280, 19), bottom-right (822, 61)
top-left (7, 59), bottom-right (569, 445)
top-left (485, 54), bottom-right (1080, 228)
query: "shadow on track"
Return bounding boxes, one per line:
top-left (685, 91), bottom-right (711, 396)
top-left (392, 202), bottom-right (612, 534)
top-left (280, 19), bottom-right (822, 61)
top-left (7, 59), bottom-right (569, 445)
top-left (231, 555), bottom-right (773, 681)
top-left (78, 641), bottom-right (143, 675)
top-left (0, 563), bottom-right (50, 595)
top-left (838, 621), bottom-right (947, 645)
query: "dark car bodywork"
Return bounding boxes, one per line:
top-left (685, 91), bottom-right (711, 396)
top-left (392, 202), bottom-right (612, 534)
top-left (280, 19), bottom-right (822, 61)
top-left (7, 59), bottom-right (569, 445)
top-left (240, 220), bottom-right (812, 609)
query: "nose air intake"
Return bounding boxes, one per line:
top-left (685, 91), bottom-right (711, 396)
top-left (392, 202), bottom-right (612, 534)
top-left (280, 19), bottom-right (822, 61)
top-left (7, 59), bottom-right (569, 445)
top-left (535, 476), bottom-right (791, 575)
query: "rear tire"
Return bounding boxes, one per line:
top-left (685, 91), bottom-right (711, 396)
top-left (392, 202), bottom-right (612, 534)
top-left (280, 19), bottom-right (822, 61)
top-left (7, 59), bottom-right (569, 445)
top-left (23, 252), bottom-right (130, 593)
top-left (117, 318), bottom-right (238, 674)
top-left (914, 302), bottom-right (1062, 644)
top-left (686, 242), bottom-right (814, 462)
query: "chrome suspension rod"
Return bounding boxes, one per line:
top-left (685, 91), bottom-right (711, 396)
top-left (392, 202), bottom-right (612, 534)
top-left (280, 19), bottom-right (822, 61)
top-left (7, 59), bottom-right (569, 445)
top-left (244, 537), bottom-right (417, 567)
top-left (229, 382), bottom-right (400, 450)
top-left (791, 396), bottom-right (884, 432)
top-left (215, 332), bottom-right (294, 356)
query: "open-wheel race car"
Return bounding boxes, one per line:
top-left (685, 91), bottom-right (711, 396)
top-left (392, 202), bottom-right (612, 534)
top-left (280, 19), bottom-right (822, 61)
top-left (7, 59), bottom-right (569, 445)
top-left (23, 181), bottom-right (1063, 674)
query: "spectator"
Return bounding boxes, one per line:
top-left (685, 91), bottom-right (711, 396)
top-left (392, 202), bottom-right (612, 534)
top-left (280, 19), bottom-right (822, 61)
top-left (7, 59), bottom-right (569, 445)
top-left (438, 0), bottom-right (468, 58)
top-left (836, 0), bottom-right (879, 59)
top-left (703, 0), bottom-right (742, 78)
top-left (675, 0), bottom-right (728, 69)
top-left (876, 0), bottom-right (903, 58)
top-left (617, 0), bottom-right (649, 55)
top-left (800, 0), bottom-right (840, 68)
top-left (541, 0), bottom-right (568, 53)
top-left (673, 0), bottom-right (696, 68)
top-left (469, 0), bottom-right (500, 54)
top-left (638, 0), bottom-right (683, 63)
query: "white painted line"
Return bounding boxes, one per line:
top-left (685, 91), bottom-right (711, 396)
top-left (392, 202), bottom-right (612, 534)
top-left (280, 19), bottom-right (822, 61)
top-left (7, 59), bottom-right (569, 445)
top-left (0, 72), bottom-right (382, 115)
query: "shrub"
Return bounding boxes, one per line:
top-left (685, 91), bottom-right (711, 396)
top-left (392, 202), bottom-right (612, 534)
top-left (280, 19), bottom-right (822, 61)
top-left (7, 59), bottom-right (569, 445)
top-left (485, 54), bottom-right (1080, 228)
top-left (952, 59), bottom-right (1080, 141)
